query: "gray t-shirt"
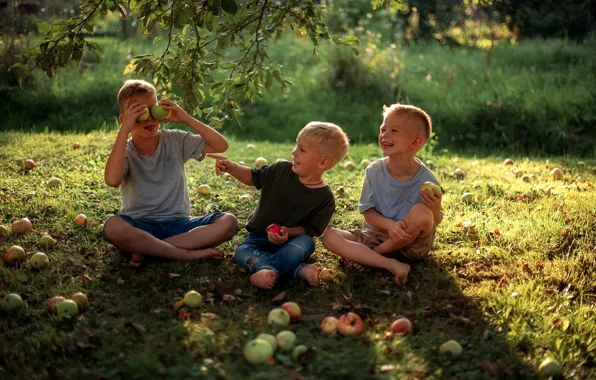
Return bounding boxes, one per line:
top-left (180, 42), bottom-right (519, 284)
top-left (120, 129), bottom-right (206, 218)
top-left (359, 158), bottom-right (440, 230)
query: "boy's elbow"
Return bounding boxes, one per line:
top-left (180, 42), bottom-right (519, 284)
top-left (104, 176), bottom-right (121, 188)
top-left (217, 139), bottom-right (229, 153)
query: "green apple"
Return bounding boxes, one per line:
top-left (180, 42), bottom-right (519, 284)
top-left (38, 235), bottom-right (57, 248)
top-left (255, 157), bottom-right (268, 168)
top-left (538, 358), bottom-right (561, 378)
top-left (292, 344), bottom-right (308, 361)
top-left (439, 340), bottom-right (462, 358)
top-left (360, 159), bottom-right (371, 167)
top-left (246, 143), bottom-right (256, 149)
top-left (183, 290), bottom-right (203, 308)
top-left (11, 217), bottom-right (33, 234)
top-left (268, 308), bottom-right (290, 326)
top-left (1, 293), bottom-right (24, 312)
top-left (30, 252), bottom-right (49, 269)
top-left (461, 192), bottom-right (474, 204)
top-left (150, 104), bottom-right (169, 121)
top-left (57, 299), bottom-right (79, 318)
top-left (276, 330), bottom-right (297, 351)
top-left (243, 339), bottom-right (273, 364)
top-left (420, 181), bottom-right (442, 194)
top-left (551, 168), bottom-right (564, 180)
top-left (5, 245), bottom-right (26, 265)
top-left (47, 177), bottom-right (63, 188)
top-left (320, 316), bottom-right (339, 334)
top-left (197, 184), bottom-right (211, 195)
top-left (0, 225), bottom-right (8, 237)
top-left (343, 161), bottom-right (355, 169)
top-left (47, 296), bottom-right (66, 313)
top-left (256, 333), bottom-right (277, 352)
top-left (96, 223), bottom-right (104, 235)
top-left (71, 292), bottom-right (89, 310)
top-left (137, 107), bottom-right (150, 122)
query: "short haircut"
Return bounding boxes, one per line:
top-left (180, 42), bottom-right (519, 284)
top-left (297, 122), bottom-right (350, 168)
top-left (117, 79), bottom-right (156, 113)
top-left (383, 103), bottom-right (432, 142)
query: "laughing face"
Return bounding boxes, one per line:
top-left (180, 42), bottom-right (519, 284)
top-left (291, 136), bottom-right (325, 177)
top-left (378, 112), bottom-right (422, 156)
top-left (124, 92), bottom-right (160, 138)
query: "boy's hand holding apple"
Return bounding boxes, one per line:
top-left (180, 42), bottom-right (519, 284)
top-left (154, 99), bottom-right (189, 124)
top-left (121, 102), bottom-right (150, 133)
top-left (267, 224), bottom-right (288, 244)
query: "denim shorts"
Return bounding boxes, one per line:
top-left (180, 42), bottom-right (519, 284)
top-left (101, 212), bottom-right (225, 242)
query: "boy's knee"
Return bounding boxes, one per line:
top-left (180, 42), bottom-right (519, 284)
top-left (290, 234), bottom-right (316, 254)
top-left (407, 204), bottom-right (434, 230)
top-left (104, 217), bottom-right (127, 242)
top-left (218, 213), bottom-right (239, 238)
top-left (321, 228), bottom-right (337, 249)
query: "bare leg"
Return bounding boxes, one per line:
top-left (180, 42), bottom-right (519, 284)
top-left (164, 213), bottom-right (238, 249)
top-left (104, 217), bottom-right (223, 260)
top-left (297, 264), bottom-right (319, 286)
top-left (374, 204), bottom-right (435, 254)
top-left (250, 269), bottom-right (276, 290)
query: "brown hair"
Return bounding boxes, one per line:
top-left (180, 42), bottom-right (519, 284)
top-left (297, 122), bottom-right (350, 168)
top-left (117, 79), bottom-right (156, 113)
top-left (383, 103), bottom-right (432, 142)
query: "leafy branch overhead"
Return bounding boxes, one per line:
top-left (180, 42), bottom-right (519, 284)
top-left (12, 0), bottom-right (360, 127)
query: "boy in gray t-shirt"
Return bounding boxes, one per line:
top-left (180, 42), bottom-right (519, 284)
top-left (102, 80), bottom-right (238, 264)
top-left (323, 104), bottom-right (443, 286)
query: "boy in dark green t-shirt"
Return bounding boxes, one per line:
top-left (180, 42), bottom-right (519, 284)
top-left (208, 122), bottom-right (349, 289)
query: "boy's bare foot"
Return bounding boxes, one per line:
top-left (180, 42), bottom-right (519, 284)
top-left (297, 264), bottom-right (319, 287)
top-left (343, 258), bottom-right (365, 272)
top-left (250, 269), bottom-right (277, 290)
top-left (387, 259), bottom-right (411, 286)
top-left (188, 248), bottom-right (225, 260)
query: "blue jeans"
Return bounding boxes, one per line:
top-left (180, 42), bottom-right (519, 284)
top-left (235, 233), bottom-right (316, 282)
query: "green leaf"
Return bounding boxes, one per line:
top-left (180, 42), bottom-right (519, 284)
top-left (37, 20), bottom-right (51, 35)
top-left (220, 0), bottom-right (238, 15)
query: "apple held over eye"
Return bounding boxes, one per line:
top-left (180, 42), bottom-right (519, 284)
top-left (74, 214), bottom-right (88, 226)
top-left (11, 217), bottom-right (33, 234)
top-left (150, 104), bottom-right (169, 121)
top-left (38, 235), bottom-right (57, 249)
top-left (183, 290), bottom-right (203, 308)
top-left (266, 224), bottom-right (282, 235)
top-left (71, 292), bottom-right (89, 310)
top-left (57, 299), bottom-right (79, 318)
top-left (256, 333), bottom-right (277, 352)
top-left (5, 245), bottom-right (26, 265)
top-left (30, 252), bottom-right (49, 269)
top-left (255, 157), bottom-right (268, 168)
top-left (281, 302), bottom-right (301, 322)
top-left (420, 181), bottom-right (442, 194)
top-left (47, 296), bottom-right (66, 313)
top-left (276, 330), bottom-right (297, 351)
top-left (1, 293), bottom-right (24, 312)
top-left (551, 168), bottom-right (564, 180)
top-left (438, 340), bottom-right (463, 358)
top-left (338, 312), bottom-right (364, 336)
top-left (320, 316), bottom-right (339, 334)
top-left (268, 308), bottom-right (290, 326)
top-left (137, 107), bottom-right (150, 122)
top-left (391, 317), bottom-right (413, 336)
top-left (47, 177), bottom-right (63, 188)
top-left (197, 184), bottom-right (211, 195)
top-left (538, 358), bottom-right (561, 378)
top-left (243, 339), bottom-right (273, 364)
top-left (24, 159), bottom-right (36, 169)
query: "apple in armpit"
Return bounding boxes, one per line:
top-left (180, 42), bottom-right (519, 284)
top-left (11, 217), bottom-right (33, 234)
top-left (276, 330), bottom-right (297, 351)
top-left (1, 293), bottom-right (24, 312)
top-left (5, 245), bottom-right (26, 265)
top-left (30, 252), bottom-right (49, 269)
top-left (266, 224), bottom-right (282, 235)
top-left (24, 159), bottom-right (36, 169)
top-left (391, 317), bottom-right (412, 336)
top-left (47, 296), bottom-right (66, 313)
top-left (338, 312), bottom-right (364, 336)
top-left (281, 302), bottom-right (301, 322)
top-left (420, 181), bottom-right (442, 194)
top-left (71, 292), bottom-right (89, 310)
top-left (243, 339), bottom-right (273, 364)
top-left (320, 316), bottom-right (339, 334)
top-left (268, 308), bottom-right (290, 326)
top-left (74, 214), bottom-right (88, 226)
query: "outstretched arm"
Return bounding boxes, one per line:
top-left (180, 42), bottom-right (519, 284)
top-left (207, 154), bottom-right (254, 186)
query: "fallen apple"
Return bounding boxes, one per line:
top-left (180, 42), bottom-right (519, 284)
top-left (74, 214), bottom-right (88, 226)
top-left (420, 181), bottom-right (442, 194)
top-left (538, 358), bottom-right (561, 378)
top-left (360, 159), bottom-right (371, 167)
top-left (255, 157), bottom-right (268, 168)
top-left (57, 299), bottom-right (79, 318)
top-left (1, 293), bottom-right (24, 312)
top-left (335, 186), bottom-right (345, 196)
top-left (239, 194), bottom-right (254, 202)
top-left (0, 225), bottom-right (8, 237)
top-left (268, 308), bottom-right (290, 326)
top-left (292, 344), bottom-right (308, 361)
top-left (183, 290), bottom-right (203, 308)
top-left (343, 161), bottom-right (355, 170)
top-left (319, 268), bottom-right (333, 281)
top-left (320, 316), bottom-right (339, 334)
top-left (24, 159), bottom-right (36, 169)
top-left (514, 169), bottom-right (524, 178)
top-left (47, 177), bottom-right (63, 188)
top-left (276, 330), bottom-right (297, 351)
top-left (438, 340), bottom-right (462, 358)
top-left (30, 252), bottom-right (49, 269)
top-left (72, 142), bottom-right (81, 149)
top-left (197, 184), bottom-right (211, 195)
top-left (150, 104), bottom-right (169, 121)
top-left (137, 107), bottom-right (150, 122)
top-left (338, 312), bottom-right (364, 336)
top-left (243, 339), bottom-right (273, 364)
top-left (5, 245), bottom-right (26, 265)
top-left (71, 292), bottom-right (89, 310)
top-left (47, 296), bottom-right (66, 313)
top-left (461, 192), bottom-right (474, 204)
top-left (11, 217), bottom-right (33, 234)
top-left (266, 224), bottom-right (282, 235)
top-left (504, 158), bottom-right (514, 165)
top-left (453, 168), bottom-right (465, 179)
top-left (391, 317), bottom-right (412, 336)
top-left (551, 168), bottom-right (564, 180)
top-left (246, 143), bottom-right (256, 149)
top-left (96, 223), bottom-right (104, 235)
top-left (521, 174), bottom-right (531, 183)
top-left (256, 333), bottom-right (277, 352)
top-left (38, 235), bottom-right (57, 248)
top-left (281, 302), bottom-right (301, 322)
top-left (577, 161), bottom-right (585, 167)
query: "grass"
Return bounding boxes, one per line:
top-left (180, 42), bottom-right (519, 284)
top-left (1, 131), bottom-right (595, 379)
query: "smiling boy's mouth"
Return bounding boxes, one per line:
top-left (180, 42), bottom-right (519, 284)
top-left (144, 125), bottom-right (157, 132)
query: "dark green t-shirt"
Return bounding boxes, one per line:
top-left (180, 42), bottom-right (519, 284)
top-left (246, 161), bottom-right (335, 237)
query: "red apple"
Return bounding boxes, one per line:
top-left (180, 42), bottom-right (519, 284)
top-left (47, 296), bottom-right (66, 313)
top-left (281, 302), bottom-right (301, 321)
top-left (24, 159), bottom-right (36, 169)
top-left (338, 312), bottom-right (364, 336)
top-left (266, 224), bottom-right (282, 235)
top-left (391, 317), bottom-right (412, 336)
top-left (74, 214), bottom-right (88, 226)
top-left (320, 316), bottom-right (339, 335)
top-left (10, 217), bottom-right (32, 234)
top-left (72, 142), bottom-right (81, 149)
top-left (5, 245), bottom-right (26, 265)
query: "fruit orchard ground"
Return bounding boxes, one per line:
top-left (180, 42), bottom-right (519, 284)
top-left (1, 131), bottom-right (595, 379)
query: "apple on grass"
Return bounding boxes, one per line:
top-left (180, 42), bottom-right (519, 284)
top-left (1, 293), bottom-right (24, 312)
top-left (319, 268), bottom-right (333, 281)
top-left (47, 296), bottom-right (66, 313)
top-left (292, 345), bottom-right (308, 361)
top-left (391, 317), bottom-right (413, 336)
top-left (268, 308), bottom-right (290, 326)
top-left (71, 292), bottom-right (89, 310)
top-left (239, 194), bottom-right (254, 202)
top-left (24, 159), bottom-right (36, 169)
top-left (320, 316), bottom-right (339, 334)
top-left (72, 142), bottom-right (81, 149)
top-left (281, 302), bottom-right (301, 322)
top-left (453, 168), bottom-right (465, 179)
top-left (360, 159), bottom-right (371, 167)
top-left (243, 339), bottom-right (273, 364)
top-left (74, 214), bottom-right (88, 226)
top-left (255, 157), bottom-right (268, 168)
top-left (551, 168), bottom-right (564, 180)
top-left (276, 330), bottom-right (297, 351)
top-left (0, 225), bottom-right (9, 237)
top-left (504, 158), bottom-right (514, 165)
top-left (343, 161), bottom-right (355, 169)
top-left (438, 340), bottom-right (463, 358)
top-left (197, 184), bottom-right (211, 195)
top-left (57, 299), bottom-right (79, 318)
top-left (47, 177), bottom-right (63, 188)
top-left (461, 192), bottom-right (474, 204)
top-left (5, 245), bottom-right (26, 265)
top-left (246, 143), bottom-right (256, 149)
top-left (11, 217), bottom-right (33, 234)
top-left (256, 333), bottom-right (277, 352)
top-left (96, 224), bottom-right (104, 235)
top-left (538, 358), bottom-right (561, 378)
top-left (183, 290), bottom-right (202, 308)
top-left (30, 252), bottom-right (49, 269)
top-left (266, 224), bottom-right (282, 235)
top-left (38, 235), bottom-right (57, 248)
top-left (514, 169), bottom-right (524, 178)
top-left (338, 312), bottom-right (364, 336)
top-left (335, 186), bottom-right (345, 196)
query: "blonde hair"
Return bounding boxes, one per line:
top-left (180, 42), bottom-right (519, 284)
top-left (117, 79), bottom-right (156, 113)
top-left (383, 103), bottom-right (432, 142)
top-left (297, 122), bottom-right (349, 168)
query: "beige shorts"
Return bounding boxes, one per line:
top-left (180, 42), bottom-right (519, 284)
top-left (348, 225), bottom-right (437, 261)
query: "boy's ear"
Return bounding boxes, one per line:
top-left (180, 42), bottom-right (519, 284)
top-left (412, 136), bottom-right (423, 148)
top-left (320, 157), bottom-right (331, 169)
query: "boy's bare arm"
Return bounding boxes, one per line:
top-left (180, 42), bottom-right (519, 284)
top-left (285, 226), bottom-right (306, 237)
top-left (207, 154), bottom-right (254, 186)
top-left (362, 208), bottom-right (395, 232)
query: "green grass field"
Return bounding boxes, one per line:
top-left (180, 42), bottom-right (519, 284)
top-left (1, 131), bottom-right (595, 379)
